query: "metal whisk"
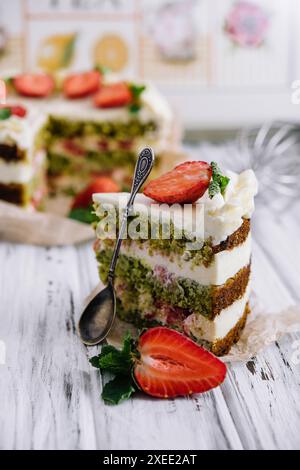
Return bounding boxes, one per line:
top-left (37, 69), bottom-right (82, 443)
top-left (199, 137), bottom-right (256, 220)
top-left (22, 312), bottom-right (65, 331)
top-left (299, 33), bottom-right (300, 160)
top-left (235, 121), bottom-right (300, 211)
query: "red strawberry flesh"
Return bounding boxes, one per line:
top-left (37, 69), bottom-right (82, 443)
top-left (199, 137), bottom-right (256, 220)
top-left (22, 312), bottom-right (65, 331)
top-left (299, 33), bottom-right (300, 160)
top-left (72, 176), bottom-right (120, 209)
top-left (94, 82), bottom-right (132, 108)
top-left (134, 327), bottom-right (227, 398)
top-left (63, 71), bottom-right (101, 98)
top-left (13, 74), bottom-right (55, 98)
top-left (143, 161), bottom-right (212, 204)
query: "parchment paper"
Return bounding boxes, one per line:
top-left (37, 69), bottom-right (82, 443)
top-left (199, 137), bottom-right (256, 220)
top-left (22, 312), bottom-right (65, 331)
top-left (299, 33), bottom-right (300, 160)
top-left (85, 285), bottom-right (300, 363)
top-left (0, 200), bottom-right (94, 245)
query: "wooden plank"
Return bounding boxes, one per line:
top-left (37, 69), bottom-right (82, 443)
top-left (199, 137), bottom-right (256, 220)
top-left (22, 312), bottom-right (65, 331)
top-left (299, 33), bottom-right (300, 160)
top-left (0, 242), bottom-right (243, 450)
top-left (220, 215), bottom-right (300, 450)
top-left (0, 187), bottom-right (299, 449)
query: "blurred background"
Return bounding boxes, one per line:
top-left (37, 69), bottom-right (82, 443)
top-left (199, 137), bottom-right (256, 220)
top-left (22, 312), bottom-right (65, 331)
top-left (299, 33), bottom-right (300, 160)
top-left (2, 0), bottom-right (300, 211)
top-left (1, 0), bottom-right (299, 138)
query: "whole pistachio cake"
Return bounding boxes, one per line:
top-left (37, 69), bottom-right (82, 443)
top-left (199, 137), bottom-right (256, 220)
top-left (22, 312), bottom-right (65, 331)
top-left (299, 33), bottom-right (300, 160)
top-left (0, 70), bottom-right (174, 207)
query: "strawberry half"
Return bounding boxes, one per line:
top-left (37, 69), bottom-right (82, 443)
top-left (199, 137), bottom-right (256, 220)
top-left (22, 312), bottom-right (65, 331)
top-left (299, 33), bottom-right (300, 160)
top-left (94, 82), bottom-right (132, 108)
top-left (71, 176), bottom-right (120, 209)
top-left (143, 161), bottom-right (212, 204)
top-left (90, 327), bottom-right (227, 404)
top-left (13, 73), bottom-right (55, 98)
top-left (134, 327), bottom-right (227, 398)
top-left (63, 70), bottom-right (101, 99)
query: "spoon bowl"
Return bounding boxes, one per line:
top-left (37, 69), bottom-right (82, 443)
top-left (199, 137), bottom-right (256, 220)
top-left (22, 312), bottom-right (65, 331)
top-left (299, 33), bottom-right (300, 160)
top-left (78, 280), bottom-right (116, 346)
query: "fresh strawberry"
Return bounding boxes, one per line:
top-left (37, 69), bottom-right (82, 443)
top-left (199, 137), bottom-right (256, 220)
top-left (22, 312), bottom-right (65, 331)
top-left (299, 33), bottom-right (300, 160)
top-left (94, 82), bottom-right (132, 108)
top-left (90, 327), bottom-right (227, 404)
top-left (134, 327), bottom-right (227, 398)
top-left (63, 70), bottom-right (101, 99)
top-left (71, 176), bottom-right (120, 209)
top-left (9, 105), bottom-right (27, 117)
top-left (13, 73), bottom-right (55, 98)
top-left (0, 104), bottom-right (27, 118)
top-left (144, 161), bottom-right (212, 204)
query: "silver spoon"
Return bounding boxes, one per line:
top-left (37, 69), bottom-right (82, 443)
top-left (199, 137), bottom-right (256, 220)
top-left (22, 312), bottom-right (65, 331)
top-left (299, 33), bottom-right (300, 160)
top-left (78, 147), bottom-right (155, 346)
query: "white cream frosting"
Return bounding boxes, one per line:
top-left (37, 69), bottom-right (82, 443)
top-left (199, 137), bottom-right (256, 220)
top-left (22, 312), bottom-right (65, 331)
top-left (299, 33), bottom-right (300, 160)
top-left (109, 233), bottom-right (251, 287)
top-left (0, 116), bottom-right (31, 149)
top-left (0, 111), bottom-right (46, 155)
top-left (93, 168), bottom-right (257, 244)
top-left (0, 160), bottom-right (33, 183)
top-left (16, 81), bottom-right (173, 152)
top-left (202, 169), bottom-right (258, 243)
top-left (183, 284), bottom-right (251, 343)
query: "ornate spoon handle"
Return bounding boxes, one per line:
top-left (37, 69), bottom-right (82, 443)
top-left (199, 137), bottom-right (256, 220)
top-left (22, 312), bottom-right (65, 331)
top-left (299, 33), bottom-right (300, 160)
top-left (108, 147), bottom-right (155, 282)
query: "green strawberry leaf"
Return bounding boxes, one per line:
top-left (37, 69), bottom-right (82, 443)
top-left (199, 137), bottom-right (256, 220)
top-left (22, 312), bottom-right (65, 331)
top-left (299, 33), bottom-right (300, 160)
top-left (102, 375), bottom-right (136, 405)
top-left (208, 161), bottom-right (230, 199)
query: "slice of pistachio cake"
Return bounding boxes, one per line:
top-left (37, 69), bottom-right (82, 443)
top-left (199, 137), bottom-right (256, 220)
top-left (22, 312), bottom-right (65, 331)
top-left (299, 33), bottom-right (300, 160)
top-left (92, 161), bottom-right (257, 356)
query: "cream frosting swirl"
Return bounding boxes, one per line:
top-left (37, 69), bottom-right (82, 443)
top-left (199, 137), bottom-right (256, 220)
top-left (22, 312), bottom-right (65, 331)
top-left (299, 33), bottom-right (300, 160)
top-left (201, 169), bottom-right (258, 243)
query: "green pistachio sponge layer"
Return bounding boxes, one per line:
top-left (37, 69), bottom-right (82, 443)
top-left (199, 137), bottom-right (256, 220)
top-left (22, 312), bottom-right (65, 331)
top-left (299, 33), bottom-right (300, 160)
top-left (95, 248), bottom-right (250, 324)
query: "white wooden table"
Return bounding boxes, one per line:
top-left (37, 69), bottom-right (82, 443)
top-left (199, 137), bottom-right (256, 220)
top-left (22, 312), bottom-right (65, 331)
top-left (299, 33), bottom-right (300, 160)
top-left (0, 151), bottom-right (300, 450)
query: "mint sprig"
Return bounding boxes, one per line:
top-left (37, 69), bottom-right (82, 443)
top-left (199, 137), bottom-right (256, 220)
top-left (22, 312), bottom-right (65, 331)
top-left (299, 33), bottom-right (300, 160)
top-left (128, 83), bottom-right (146, 114)
top-left (90, 333), bottom-right (138, 404)
top-left (208, 161), bottom-right (230, 199)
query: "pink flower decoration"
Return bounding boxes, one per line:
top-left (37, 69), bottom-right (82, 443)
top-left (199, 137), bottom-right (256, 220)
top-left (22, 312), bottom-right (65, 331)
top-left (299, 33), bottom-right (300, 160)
top-left (224, 1), bottom-right (270, 48)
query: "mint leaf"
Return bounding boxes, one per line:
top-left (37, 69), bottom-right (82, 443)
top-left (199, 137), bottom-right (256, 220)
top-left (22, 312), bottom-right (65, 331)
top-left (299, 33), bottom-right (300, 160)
top-left (90, 333), bottom-right (137, 405)
top-left (128, 103), bottom-right (141, 113)
top-left (0, 107), bottom-right (11, 120)
top-left (208, 161), bottom-right (230, 199)
top-left (129, 83), bottom-right (146, 99)
top-left (89, 355), bottom-right (101, 368)
top-left (68, 206), bottom-right (97, 224)
top-left (90, 333), bottom-right (135, 375)
top-left (208, 180), bottom-right (220, 199)
top-left (102, 375), bottom-right (136, 405)
top-left (128, 83), bottom-right (146, 114)
top-left (94, 64), bottom-right (111, 75)
top-left (90, 345), bottom-right (117, 368)
top-left (220, 175), bottom-right (230, 195)
top-left (99, 350), bottom-right (132, 375)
